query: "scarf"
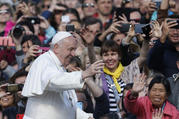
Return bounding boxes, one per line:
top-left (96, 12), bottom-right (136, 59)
top-left (103, 63), bottom-right (124, 93)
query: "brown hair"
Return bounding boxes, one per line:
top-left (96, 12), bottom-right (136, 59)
top-left (101, 39), bottom-right (122, 57)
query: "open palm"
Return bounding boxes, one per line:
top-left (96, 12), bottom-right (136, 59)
top-left (132, 73), bottom-right (146, 93)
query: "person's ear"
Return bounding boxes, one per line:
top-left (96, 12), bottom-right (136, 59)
top-left (53, 44), bottom-right (59, 54)
top-left (176, 61), bottom-right (179, 69)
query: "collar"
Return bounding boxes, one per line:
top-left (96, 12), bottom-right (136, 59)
top-left (48, 50), bottom-right (64, 69)
top-left (147, 97), bottom-right (173, 117)
top-left (162, 101), bottom-right (173, 116)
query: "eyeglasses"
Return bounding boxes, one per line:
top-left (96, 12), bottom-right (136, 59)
top-left (42, 4), bottom-right (50, 9)
top-left (0, 9), bottom-right (10, 15)
top-left (82, 3), bottom-right (95, 8)
top-left (130, 18), bottom-right (141, 23)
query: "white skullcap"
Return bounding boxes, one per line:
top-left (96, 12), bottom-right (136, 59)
top-left (51, 31), bottom-right (72, 44)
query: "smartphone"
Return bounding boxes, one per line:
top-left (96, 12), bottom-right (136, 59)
top-left (76, 101), bottom-right (83, 110)
top-left (117, 24), bottom-right (146, 33)
top-left (61, 15), bottom-right (70, 23)
top-left (142, 24), bottom-right (152, 36)
top-left (66, 24), bottom-right (75, 32)
top-left (36, 47), bottom-right (50, 56)
top-left (1, 84), bottom-right (24, 92)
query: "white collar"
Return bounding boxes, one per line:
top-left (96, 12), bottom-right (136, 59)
top-left (48, 50), bottom-right (64, 69)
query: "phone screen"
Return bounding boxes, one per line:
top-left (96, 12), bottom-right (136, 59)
top-left (76, 101), bottom-right (83, 110)
top-left (61, 15), bottom-right (70, 23)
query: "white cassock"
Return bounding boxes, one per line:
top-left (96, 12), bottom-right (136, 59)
top-left (22, 50), bottom-right (91, 119)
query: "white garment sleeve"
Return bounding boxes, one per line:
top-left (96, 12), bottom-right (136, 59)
top-left (47, 71), bottom-right (84, 91)
top-left (22, 52), bottom-right (84, 97)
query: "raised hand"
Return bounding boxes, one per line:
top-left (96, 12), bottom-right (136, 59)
top-left (82, 60), bottom-right (104, 79)
top-left (160, 19), bottom-right (178, 43)
top-left (152, 108), bottom-right (163, 119)
top-left (25, 45), bottom-right (40, 58)
top-left (132, 73), bottom-right (146, 93)
top-left (16, 2), bottom-right (31, 16)
top-left (106, 18), bottom-right (122, 34)
top-left (150, 20), bottom-right (162, 38)
top-left (128, 24), bottom-right (136, 38)
top-left (38, 15), bottom-right (49, 29)
top-left (79, 27), bottom-right (95, 45)
top-left (118, 14), bottom-right (129, 24)
top-left (147, 2), bottom-right (157, 15)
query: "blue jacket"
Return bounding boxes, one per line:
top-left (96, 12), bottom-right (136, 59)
top-left (147, 39), bottom-right (179, 77)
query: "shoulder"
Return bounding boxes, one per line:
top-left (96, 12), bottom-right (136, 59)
top-left (164, 101), bottom-right (179, 117)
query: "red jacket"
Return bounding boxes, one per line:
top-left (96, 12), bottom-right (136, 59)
top-left (124, 91), bottom-right (179, 119)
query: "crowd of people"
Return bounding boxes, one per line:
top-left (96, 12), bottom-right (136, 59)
top-left (0, 0), bottom-right (179, 119)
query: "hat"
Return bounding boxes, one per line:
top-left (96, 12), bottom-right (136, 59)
top-left (51, 31), bottom-right (72, 44)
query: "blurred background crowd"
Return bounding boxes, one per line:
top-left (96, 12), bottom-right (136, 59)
top-left (0, 0), bottom-right (179, 119)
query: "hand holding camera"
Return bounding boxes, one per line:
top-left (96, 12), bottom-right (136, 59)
top-left (160, 19), bottom-right (178, 43)
top-left (24, 45), bottom-right (40, 64)
top-left (0, 84), bottom-right (24, 93)
top-left (79, 27), bottom-right (95, 45)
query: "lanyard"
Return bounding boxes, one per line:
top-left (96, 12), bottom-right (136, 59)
top-left (161, 102), bottom-right (166, 112)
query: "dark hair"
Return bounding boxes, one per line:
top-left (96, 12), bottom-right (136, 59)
top-left (16, 20), bottom-right (35, 34)
top-left (49, 4), bottom-right (68, 30)
top-left (148, 75), bottom-right (171, 97)
top-left (0, 2), bottom-right (13, 16)
top-left (124, 83), bottom-right (133, 90)
top-left (82, 0), bottom-right (96, 4)
top-left (62, 8), bottom-right (81, 23)
top-left (69, 56), bottom-right (82, 68)
top-left (100, 112), bottom-right (119, 119)
top-left (101, 40), bottom-right (122, 57)
top-left (9, 67), bottom-right (28, 84)
top-left (21, 34), bottom-right (41, 46)
top-left (83, 17), bottom-right (103, 31)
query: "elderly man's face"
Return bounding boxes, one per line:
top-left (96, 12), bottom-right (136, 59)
top-left (55, 36), bottom-right (77, 67)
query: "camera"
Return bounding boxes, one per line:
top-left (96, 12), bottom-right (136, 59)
top-left (1, 84), bottom-right (24, 93)
top-left (122, 0), bottom-right (131, 4)
top-left (25, 17), bottom-right (40, 24)
top-left (12, 25), bottom-right (25, 39)
top-left (66, 24), bottom-right (75, 32)
top-left (142, 24), bottom-right (152, 37)
top-left (36, 47), bottom-right (50, 56)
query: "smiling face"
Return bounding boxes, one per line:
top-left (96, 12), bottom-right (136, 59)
top-left (102, 50), bottom-right (119, 72)
top-left (0, 90), bottom-right (14, 108)
top-left (0, 5), bottom-right (11, 23)
top-left (101, 40), bottom-right (121, 72)
top-left (149, 83), bottom-right (167, 108)
top-left (168, 28), bottom-right (179, 44)
top-left (54, 36), bottom-right (77, 67)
